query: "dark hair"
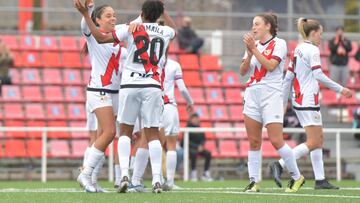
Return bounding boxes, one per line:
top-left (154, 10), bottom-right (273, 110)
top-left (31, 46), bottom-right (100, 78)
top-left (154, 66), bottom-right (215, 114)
top-left (335, 26), bottom-right (344, 31)
top-left (189, 113), bottom-right (199, 119)
top-left (81, 5), bottom-right (111, 57)
top-left (256, 13), bottom-right (278, 37)
top-left (141, 0), bottom-right (164, 23)
top-left (297, 17), bottom-right (321, 40)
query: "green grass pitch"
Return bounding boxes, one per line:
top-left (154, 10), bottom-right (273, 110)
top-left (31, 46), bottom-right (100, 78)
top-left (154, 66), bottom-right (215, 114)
top-left (0, 180), bottom-right (359, 203)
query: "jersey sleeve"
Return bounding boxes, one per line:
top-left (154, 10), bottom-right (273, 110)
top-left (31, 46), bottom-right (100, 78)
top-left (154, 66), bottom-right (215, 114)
top-left (272, 39), bottom-right (287, 63)
top-left (112, 24), bottom-right (129, 44)
top-left (80, 5), bottom-right (94, 36)
top-left (174, 62), bottom-right (183, 80)
top-left (130, 15), bottom-right (142, 24)
top-left (309, 47), bottom-right (322, 71)
top-left (166, 26), bottom-right (176, 40)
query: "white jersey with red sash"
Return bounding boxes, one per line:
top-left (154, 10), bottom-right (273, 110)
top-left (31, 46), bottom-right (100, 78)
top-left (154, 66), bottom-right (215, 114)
top-left (243, 37), bottom-right (287, 92)
top-left (112, 23), bottom-right (175, 88)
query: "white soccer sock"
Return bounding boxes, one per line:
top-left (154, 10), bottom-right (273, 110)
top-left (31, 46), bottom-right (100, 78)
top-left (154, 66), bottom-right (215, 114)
top-left (248, 150), bottom-right (261, 183)
top-left (130, 156), bottom-right (136, 170)
top-left (82, 147), bottom-right (91, 166)
top-left (82, 145), bottom-right (104, 176)
top-left (118, 136), bottom-right (131, 178)
top-left (114, 164), bottom-right (121, 182)
top-left (131, 148), bottom-right (149, 186)
top-left (148, 140), bottom-right (162, 185)
top-left (166, 151), bottom-right (177, 186)
top-left (279, 143), bottom-right (309, 169)
top-left (91, 155), bottom-right (105, 184)
top-left (310, 148), bottom-right (325, 180)
top-left (277, 143), bottom-right (301, 180)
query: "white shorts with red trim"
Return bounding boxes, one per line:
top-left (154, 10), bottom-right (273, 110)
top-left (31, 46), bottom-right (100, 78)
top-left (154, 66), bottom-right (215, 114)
top-left (85, 102), bottom-right (97, 131)
top-left (243, 85), bottom-right (283, 126)
top-left (117, 87), bottom-right (163, 128)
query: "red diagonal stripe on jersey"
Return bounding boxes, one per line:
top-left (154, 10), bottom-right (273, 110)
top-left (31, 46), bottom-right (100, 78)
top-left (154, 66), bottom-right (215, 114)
top-left (314, 93), bottom-right (319, 105)
top-left (101, 50), bottom-right (121, 87)
top-left (246, 40), bottom-right (276, 87)
top-left (293, 76), bottom-right (303, 105)
top-left (132, 25), bottom-right (160, 83)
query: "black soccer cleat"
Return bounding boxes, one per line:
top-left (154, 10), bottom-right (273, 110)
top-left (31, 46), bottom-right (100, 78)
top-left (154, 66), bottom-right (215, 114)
top-left (269, 161), bottom-right (283, 188)
top-left (315, 179), bottom-right (340, 190)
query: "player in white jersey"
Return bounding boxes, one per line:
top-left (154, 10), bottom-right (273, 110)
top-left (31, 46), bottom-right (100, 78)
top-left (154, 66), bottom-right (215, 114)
top-left (239, 13), bottom-right (304, 193)
top-left (269, 18), bottom-right (352, 190)
top-left (75, 0), bottom-right (176, 193)
top-left (128, 57), bottom-right (194, 192)
top-left (75, 0), bottom-right (122, 193)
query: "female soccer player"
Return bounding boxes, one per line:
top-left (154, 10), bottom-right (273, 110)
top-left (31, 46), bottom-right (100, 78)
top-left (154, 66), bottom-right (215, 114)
top-left (269, 17), bottom-right (352, 190)
top-left (75, 0), bottom-right (122, 192)
top-left (239, 13), bottom-right (304, 193)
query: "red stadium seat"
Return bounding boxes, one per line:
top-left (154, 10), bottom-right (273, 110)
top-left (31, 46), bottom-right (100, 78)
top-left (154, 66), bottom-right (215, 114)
top-left (59, 36), bottom-right (79, 51)
top-left (46, 103), bottom-right (66, 120)
top-left (22, 52), bottom-right (42, 68)
top-left (214, 122), bottom-right (234, 139)
top-left (62, 52), bottom-right (82, 68)
top-left (82, 69), bottom-right (91, 85)
top-left (178, 54), bottom-right (199, 70)
top-left (349, 41), bottom-right (358, 57)
top-left (287, 40), bottom-right (297, 54)
top-left (0, 35), bottom-right (19, 50)
top-left (339, 94), bottom-right (357, 105)
top-left (188, 87), bottom-right (206, 104)
top-left (320, 40), bottom-right (330, 56)
top-left (43, 86), bottom-right (64, 102)
top-left (221, 71), bottom-right (241, 87)
top-left (205, 88), bottom-right (224, 104)
top-left (67, 104), bottom-right (86, 120)
top-left (239, 141), bottom-right (249, 158)
top-left (177, 104), bottom-right (188, 121)
top-left (25, 103), bottom-right (45, 120)
top-left (19, 35), bottom-right (38, 51)
top-left (1, 85), bottom-right (21, 102)
top-left (200, 55), bottom-right (222, 71)
top-left (27, 139), bottom-right (42, 158)
top-left (229, 105), bottom-right (244, 121)
top-left (233, 122), bottom-right (247, 139)
top-left (11, 51), bottom-right (23, 68)
top-left (69, 121), bottom-right (88, 138)
top-left (9, 69), bottom-right (21, 84)
top-left (183, 71), bottom-right (202, 87)
top-left (63, 69), bottom-right (82, 85)
top-left (64, 86), bottom-right (85, 102)
top-left (39, 36), bottom-right (59, 51)
top-left (348, 57), bottom-right (360, 73)
top-left (4, 121), bottom-right (26, 138)
top-left (48, 140), bottom-right (70, 158)
top-left (0, 121), bottom-right (4, 138)
top-left (42, 52), bottom-right (62, 68)
top-left (262, 141), bottom-right (279, 158)
top-left (22, 86), bottom-right (43, 102)
top-left (194, 105), bottom-right (210, 121)
top-left (201, 122), bottom-right (215, 140)
top-left (27, 121), bottom-right (46, 138)
top-left (218, 140), bottom-right (239, 158)
top-left (22, 69), bottom-right (41, 84)
top-left (42, 69), bottom-right (63, 84)
top-left (224, 89), bottom-right (243, 104)
top-left (4, 103), bottom-right (24, 120)
top-left (71, 140), bottom-right (89, 158)
top-left (4, 140), bottom-right (27, 158)
top-left (47, 121), bottom-right (70, 138)
top-left (174, 88), bottom-right (185, 104)
top-left (321, 57), bottom-right (329, 72)
top-left (204, 140), bottom-right (219, 157)
top-left (82, 54), bottom-right (91, 69)
top-left (321, 90), bottom-right (338, 106)
top-left (210, 105), bottom-right (229, 121)
top-left (202, 72), bottom-right (220, 87)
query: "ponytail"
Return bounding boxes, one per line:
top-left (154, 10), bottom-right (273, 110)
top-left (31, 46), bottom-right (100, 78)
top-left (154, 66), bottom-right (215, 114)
top-left (296, 17), bottom-right (321, 40)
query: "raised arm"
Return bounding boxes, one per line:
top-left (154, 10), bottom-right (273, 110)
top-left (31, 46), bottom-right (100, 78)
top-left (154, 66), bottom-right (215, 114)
top-left (74, 0), bottom-right (114, 43)
top-left (176, 78), bottom-right (194, 113)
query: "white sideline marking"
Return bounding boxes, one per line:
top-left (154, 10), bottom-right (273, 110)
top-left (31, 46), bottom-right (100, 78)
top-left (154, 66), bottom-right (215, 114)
top-left (174, 187), bottom-right (360, 191)
top-left (172, 190), bottom-right (360, 199)
top-left (0, 187), bottom-right (360, 199)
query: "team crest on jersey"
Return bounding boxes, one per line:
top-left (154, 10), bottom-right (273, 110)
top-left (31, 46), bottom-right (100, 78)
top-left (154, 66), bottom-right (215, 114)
top-left (264, 49), bottom-right (271, 56)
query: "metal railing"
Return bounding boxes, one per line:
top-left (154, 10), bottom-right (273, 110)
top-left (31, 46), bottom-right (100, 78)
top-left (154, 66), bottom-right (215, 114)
top-left (0, 126), bottom-right (360, 182)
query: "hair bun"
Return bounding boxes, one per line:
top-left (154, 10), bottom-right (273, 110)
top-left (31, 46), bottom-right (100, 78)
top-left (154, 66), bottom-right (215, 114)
top-left (303, 18), bottom-right (308, 22)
